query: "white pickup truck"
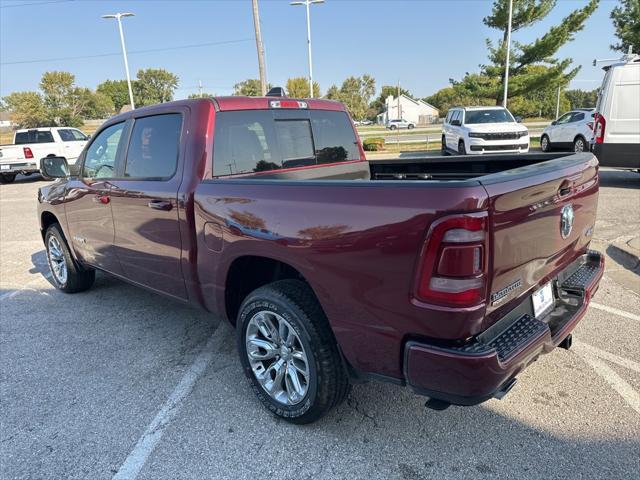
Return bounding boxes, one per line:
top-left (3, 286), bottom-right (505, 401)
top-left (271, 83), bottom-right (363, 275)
top-left (0, 127), bottom-right (89, 184)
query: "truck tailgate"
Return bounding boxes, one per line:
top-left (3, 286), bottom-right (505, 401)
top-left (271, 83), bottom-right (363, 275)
top-left (480, 153), bottom-right (599, 327)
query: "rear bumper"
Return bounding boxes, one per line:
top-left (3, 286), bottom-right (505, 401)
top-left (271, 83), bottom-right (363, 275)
top-left (0, 162), bottom-right (38, 174)
top-left (403, 250), bottom-right (604, 405)
top-left (592, 142), bottom-right (640, 169)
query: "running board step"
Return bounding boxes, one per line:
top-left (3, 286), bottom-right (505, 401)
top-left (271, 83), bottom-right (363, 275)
top-left (560, 252), bottom-right (602, 294)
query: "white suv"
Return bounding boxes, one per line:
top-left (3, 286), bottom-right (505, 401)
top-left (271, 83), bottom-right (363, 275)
top-left (442, 106), bottom-right (529, 155)
top-left (387, 119), bottom-right (416, 130)
top-left (540, 109), bottom-right (595, 153)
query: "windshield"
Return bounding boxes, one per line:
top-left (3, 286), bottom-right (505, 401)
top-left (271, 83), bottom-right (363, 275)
top-left (464, 109), bottom-right (515, 124)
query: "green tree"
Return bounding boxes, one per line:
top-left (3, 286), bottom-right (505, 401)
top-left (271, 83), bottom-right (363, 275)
top-left (1, 91), bottom-right (48, 128)
top-left (285, 77), bottom-right (321, 98)
top-left (233, 79), bottom-right (272, 96)
top-left (39, 71), bottom-right (106, 126)
top-left (134, 68), bottom-right (178, 106)
top-left (458, 0), bottom-right (599, 105)
top-left (610, 0), bottom-right (640, 53)
top-left (565, 89), bottom-right (598, 109)
top-left (97, 80), bottom-right (133, 112)
top-left (325, 74), bottom-right (375, 120)
top-left (424, 86), bottom-right (484, 114)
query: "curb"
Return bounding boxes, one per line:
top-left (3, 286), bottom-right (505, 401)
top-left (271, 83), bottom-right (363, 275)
top-left (608, 238), bottom-right (640, 270)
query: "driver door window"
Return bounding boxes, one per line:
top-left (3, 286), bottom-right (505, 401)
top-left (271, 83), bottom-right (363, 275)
top-left (82, 122), bottom-right (125, 179)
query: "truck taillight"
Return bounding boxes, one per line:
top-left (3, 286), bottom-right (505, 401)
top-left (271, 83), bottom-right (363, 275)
top-left (414, 213), bottom-right (488, 307)
top-left (594, 113), bottom-right (606, 144)
top-left (23, 147), bottom-right (34, 159)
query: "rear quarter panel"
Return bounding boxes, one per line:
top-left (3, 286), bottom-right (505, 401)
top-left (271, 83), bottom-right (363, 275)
top-left (194, 180), bottom-right (488, 378)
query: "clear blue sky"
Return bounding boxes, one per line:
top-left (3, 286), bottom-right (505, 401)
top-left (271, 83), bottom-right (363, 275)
top-left (0, 0), bottom-right (620, 100)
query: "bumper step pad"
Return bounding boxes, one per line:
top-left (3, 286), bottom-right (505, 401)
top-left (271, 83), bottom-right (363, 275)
top-left (451, 314), bottom-right (548, 362)
top-left (560, 262), bottom-right (600, 292)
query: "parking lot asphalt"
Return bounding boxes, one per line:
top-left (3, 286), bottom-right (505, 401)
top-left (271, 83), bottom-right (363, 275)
top-left (1, 169), bottom-right (639, 480)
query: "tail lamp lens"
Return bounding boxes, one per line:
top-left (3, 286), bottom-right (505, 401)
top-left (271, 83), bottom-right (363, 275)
top-left (594, 113), bottom-right (606, 144)
top-left (23, 147), bottom-right (34, 159)
top-left (415, 213), bottom-right (488, 307)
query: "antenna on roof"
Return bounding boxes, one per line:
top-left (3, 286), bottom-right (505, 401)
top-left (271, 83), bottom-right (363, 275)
top-left (266, 87), bottom-right (287, 97)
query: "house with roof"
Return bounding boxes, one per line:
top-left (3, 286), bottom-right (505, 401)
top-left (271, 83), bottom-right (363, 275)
top-left (0, 112), bottom-right (15, 128)
top-left (377, 94), bottom-right (439, 126)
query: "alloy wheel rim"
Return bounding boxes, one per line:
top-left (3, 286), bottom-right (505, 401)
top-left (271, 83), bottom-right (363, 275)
top-left (47, 236), bottom-right (67, 285)
top-left (245, 310), bottom-right (310, 406)
top-left (575, 139), bottom-right (584, 152)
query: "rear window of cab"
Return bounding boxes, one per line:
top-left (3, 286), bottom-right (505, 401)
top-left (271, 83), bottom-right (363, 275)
top-left (212, 109), bottom-right (360, 177)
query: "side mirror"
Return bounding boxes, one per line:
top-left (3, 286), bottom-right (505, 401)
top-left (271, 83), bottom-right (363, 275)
top-left (40, 156), bottom-right (69, 180)
top-left (515, 116), bottom-right (523, 123)
top-left (551, 121), bottom-right (557, 126)
top-left (451, 119), bottom-right (462, 126)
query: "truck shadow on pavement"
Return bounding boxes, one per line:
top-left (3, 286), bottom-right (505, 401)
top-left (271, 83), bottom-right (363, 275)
top-left (598, 169), bottom-right (639, 189)
top-left (1, 271), bottom-right (639, 479)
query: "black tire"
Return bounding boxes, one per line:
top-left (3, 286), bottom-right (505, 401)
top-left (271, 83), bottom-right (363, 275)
top-left (45, 224), bottom-right (95, 293)
top-left (408, 124), bottom-right (415, 130)
top-left (237, 279), bottom-right (350, 424)
top-left (389, 125), bottom-right (397, 130)
top-left (573, 135), bottom-right (587, 153)
top-left (458, 139), bottom-right (466, 155)
top-left (441, 135), bottom-right (448, 155)
top-left (540, 134), bottom-right (551, 152)
top-left (0, 174), bottom-right (16, 184)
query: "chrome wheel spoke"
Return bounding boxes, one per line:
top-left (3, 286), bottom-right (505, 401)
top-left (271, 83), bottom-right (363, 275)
top-left (246, 310), bottom-right (311, 406)
top-left (246, 338), bottom-right (278, 361)
top-left (47, 236), bottom-right (67, 284)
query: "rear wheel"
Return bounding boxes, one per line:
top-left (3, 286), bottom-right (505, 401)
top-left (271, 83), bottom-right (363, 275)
top-left (573, 136), bottom-right (587, 152)
top-left (408, 124), bottom-right (415, 130)
top-left (45, 224), bottom-right (95, 293)
top-left (540, 134), bottom-right (551, 152)
top-left (458, 139), bottom-right (466, 155)
top-left (0, 174), bottom-right (16, 184)
top-left (237, 279), bottom-right (350, 424)
top-left (389, 125), bottom-right (397, 130)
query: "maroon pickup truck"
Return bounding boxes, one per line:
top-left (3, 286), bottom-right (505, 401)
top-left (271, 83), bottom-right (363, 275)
top-left (37, 96), bottom-right (604, 424)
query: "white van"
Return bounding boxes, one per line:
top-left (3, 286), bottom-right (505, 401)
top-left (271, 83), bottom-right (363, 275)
top-left (592, 53), bottom-right (640, 169)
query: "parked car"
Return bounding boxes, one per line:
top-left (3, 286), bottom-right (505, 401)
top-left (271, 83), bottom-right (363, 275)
top-left (387, 118), bottom-right (415, 130)
top-left (360, 119), bottom-right (373, 126)
top-left (541, 109), bottom-right (595, 153)
top-left (591, 53), bottom-right (640, 169)
top-left (38, 95), bottom-right (603, 424)
top-left (0, 127), bottom-right (89, 184)
top-left (442, 106), bottom-right (529, 155)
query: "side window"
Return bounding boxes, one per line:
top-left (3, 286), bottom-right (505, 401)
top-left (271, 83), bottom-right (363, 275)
top-left (451, 110), bottom-right (460, 124)
top-left (310, 110), bottom-right (359, 164)
top-left (124, 114), bottom-right (182, 179)
top-left (14, 132), bottom-right (29, 144)
top-left (571, 113), bottom-right (585, 122)
top-left (70, 129), bottom-right (88, 141)
top-left (58, 129), bottom-right (75, 142)
top-left (82, 123), bottom-right (125, 179)
top-left (556, 113), bottom-right (573, 125)
top-left (445, 111), bottom-right (453, 124)
top-left (35, 131), bottom-right (54, 143)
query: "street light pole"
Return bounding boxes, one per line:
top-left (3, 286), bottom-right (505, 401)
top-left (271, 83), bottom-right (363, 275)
top-left (290, 0), bottom-right (324, 98)
top-left (502, 0), bottom-right (513, 107)
top-left (102, 12), bottom-right (135, 109)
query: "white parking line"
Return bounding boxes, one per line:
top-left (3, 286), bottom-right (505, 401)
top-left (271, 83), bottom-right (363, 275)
top-left (112, 327), bottom-right (225, 480)
top-left (573, 341), bottom-right (640, 374)
top-left (0, 271), bottom-right (52, 301)
top-left (590, 302), bottom-right (640, 322)
top-left (577, 353), bottom-right (640, 416)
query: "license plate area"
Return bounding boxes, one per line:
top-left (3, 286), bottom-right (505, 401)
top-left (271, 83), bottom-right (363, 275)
top-left (532, 282), bottom-right (554, 319)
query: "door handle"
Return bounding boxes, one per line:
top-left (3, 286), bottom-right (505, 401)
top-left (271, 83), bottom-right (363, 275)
top-left (93, 195), bottom-right (110, 204)
top-left (147, 200), bottom-right (173, 211)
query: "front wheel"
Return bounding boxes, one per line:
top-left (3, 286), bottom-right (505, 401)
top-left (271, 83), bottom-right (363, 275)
top-left (408, 124), bottom-right (415, 130)
top-left (45, 224), bottom-right (95, 293)
top-left (540, 134), bottom-right (551, 152)
top-left (458, 139), bottom-right (467, 155)
top-left (441, 135), bottom-right (448, 155)
top-left (389, 125), bottom-right (397, 130)
top-left (237, 279), bottom-right (350, 424)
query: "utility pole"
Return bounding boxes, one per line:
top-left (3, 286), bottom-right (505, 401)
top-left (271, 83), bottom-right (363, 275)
top-left (198, 79), bottom-right (203, 98)
top-left (397, 81), bottom-right (401, 119)
top-left (555, 84), bottom-right (562, 119)
top-left (252, 0), bottom-right (268, 96)
top-left (502, 0), bottom-right (513, 107)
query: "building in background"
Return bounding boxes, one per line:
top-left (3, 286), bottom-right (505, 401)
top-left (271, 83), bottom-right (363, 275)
top-left (0, 112), bottom-right (15, 129)
top-left (377, 94), bottom-right (439, 125)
